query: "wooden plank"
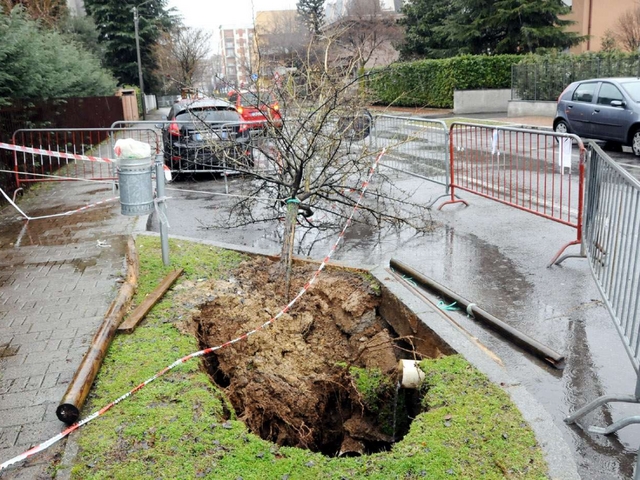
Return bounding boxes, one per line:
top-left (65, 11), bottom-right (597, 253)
top-left (118, 268), bottom-right (183, 334)
top-left (56, 236), bottom-right (139, 424)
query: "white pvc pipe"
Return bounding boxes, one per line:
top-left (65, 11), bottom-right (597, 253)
top-left (398, 360), bottom-right (425, 389)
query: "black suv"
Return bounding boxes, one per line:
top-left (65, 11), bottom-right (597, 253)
top-left (162, 98), bottom-right (251, 171)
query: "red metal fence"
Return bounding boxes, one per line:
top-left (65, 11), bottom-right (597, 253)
top-left (440, 123), bottom-right (586, 265)
top-left (0, 97), bottom-right (134, 197)
top-left (10, 128), bottom-right (159, 190)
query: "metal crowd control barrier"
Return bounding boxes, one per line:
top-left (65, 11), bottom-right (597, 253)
top-left (440, 122), bottom-right (586, 265)
top-left (372, 115), bottom-right (450, 202)
top-left (565, 144), bottom-right (640, 479)
top-left (112, 114), bottom-right (374, 177)
top-left (11, 128), bottom-right (159, 190)
top-left (110, 120), bottom-right (259, 176)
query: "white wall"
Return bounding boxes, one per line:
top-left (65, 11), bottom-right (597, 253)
top-left (507, 101), bottom-right (557, 118)
top-left (453, 89), bottom-right (511, 114)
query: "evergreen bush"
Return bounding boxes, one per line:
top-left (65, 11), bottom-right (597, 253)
top-left (368, 55), bottom-right (520, 108)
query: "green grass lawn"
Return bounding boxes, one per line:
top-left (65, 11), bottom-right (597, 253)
top-left (68, 236), bottom-right (548, 480)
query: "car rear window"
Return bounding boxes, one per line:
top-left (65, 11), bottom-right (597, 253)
top-left (240, 92), bottom-right (274, 107)
top-left (175, 108), bottom-right (240, 123)
top-left (620, 81), bottom-right (640, 102)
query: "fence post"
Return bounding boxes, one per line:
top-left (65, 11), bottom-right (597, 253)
top-left (511, 64), bottom-right (514, 100)
top-left (154, 153), bottom-right (170, 266)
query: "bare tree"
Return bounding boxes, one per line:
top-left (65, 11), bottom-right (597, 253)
top-left (154, 27), bottom-right (213, 89)
top-left (1, 0), bottom-right (67, 27)
top-left (185, 33), bottom-right (431, 299)
top-left (325, 0), bottom-right (402, 74)
top-left (617, 3), bottom-right (640, 51)
top-left (600, 29), bottom-right (619, 52)
top-left (254, 10), bottom-right (308, 75)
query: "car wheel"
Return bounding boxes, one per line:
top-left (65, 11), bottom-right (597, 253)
top-left (554, 119), bottom-right (570, 135)
top-left (632, 130), bottom-right (640, 157)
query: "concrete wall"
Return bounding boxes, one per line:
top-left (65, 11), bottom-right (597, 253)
top-left (507, 100), bottom-right (557, 118)
top-left (453, 89), bottom-right (511, 114)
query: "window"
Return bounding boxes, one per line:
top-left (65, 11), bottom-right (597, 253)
top-left (621, 81), bottom-right (640, 102)
top-left (176, 108), bottom-right (239, 123)
top-left (572, 82), bottom-right (597, 103)
top-left (597, 83), bottom-right (624, 106)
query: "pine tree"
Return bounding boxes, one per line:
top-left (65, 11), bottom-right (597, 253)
top-left (399, 0), bottom-right (584, 58)
top-left (83, 0), bottom-right (176, 91)
top-left (0, 8), bottom-right (116, 103)
top-left (488, 0), bottom-right (583, 53)
top-left (398, 0), bottom-right (457, 59)
top-left (297, 0), bottom-right (324, 36)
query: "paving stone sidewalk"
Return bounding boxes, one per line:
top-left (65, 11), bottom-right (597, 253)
top-left (0, 180), bottom-right (139, 479)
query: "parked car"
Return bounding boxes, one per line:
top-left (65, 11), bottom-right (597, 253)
top-left (553, 77), bottom-right (640, 156)
top-left (227, 90), bottom-right (282, 131)
top-left (161, 98), bottom-right (252, 169)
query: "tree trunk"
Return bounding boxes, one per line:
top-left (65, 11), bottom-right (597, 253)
top-left (280, 199), bottom-right (299, 300)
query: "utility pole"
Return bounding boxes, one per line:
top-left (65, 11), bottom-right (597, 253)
top-left (133, 4), bottom-right (147, 120)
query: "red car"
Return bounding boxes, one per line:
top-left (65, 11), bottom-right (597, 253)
top-left (227, 90), bottom-right (282, 130)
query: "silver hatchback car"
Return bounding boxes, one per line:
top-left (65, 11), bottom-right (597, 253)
top-left (553, 77), bottom-right (640, 156)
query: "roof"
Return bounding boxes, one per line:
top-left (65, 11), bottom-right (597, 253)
top-left (574, 77), bottom-right (640, 83)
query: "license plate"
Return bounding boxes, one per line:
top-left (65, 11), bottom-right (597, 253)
top-left (194, 131), bottom-right (228, 141)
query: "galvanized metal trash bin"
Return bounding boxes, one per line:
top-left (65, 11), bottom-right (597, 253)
top-left (117, 157), bottom-right (154, 216)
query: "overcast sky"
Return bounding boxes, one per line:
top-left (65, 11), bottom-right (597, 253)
top-left (167, 0), bottom-right (299, 51)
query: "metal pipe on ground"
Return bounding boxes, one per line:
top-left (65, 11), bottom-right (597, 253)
top-left (389, 259), bottom-right (565, 369)
top-left (56, 237), bottom-right (139, 424)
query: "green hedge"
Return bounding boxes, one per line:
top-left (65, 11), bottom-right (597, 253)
top-left (513, 52), bottom-right (640, 101)
top-left (368, 55), bottom-right (520, 108)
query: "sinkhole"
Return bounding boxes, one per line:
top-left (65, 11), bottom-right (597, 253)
top-left (192, 257), bottom-right (454, 457)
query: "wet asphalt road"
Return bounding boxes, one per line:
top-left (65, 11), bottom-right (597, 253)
top-left (145, 119), bottom-right (640, 479)
top-left (602, 144), bottom-right (640, 181)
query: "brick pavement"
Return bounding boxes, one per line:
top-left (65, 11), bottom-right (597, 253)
top-left (0, 179), bottom-right (139, 478)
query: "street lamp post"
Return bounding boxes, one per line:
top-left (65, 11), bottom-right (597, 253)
top-left (133, 4), bottom-right (147, 120)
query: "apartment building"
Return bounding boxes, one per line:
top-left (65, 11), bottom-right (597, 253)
top-left (219, 25), bottom-right (255, 88)
top-left (324, 0), bottom-right (402, 24)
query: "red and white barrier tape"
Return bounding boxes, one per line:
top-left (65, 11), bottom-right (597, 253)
top-left (0, 142), bottom-right (116, 164)
top-left (0, 149), bottom-right (385, 472)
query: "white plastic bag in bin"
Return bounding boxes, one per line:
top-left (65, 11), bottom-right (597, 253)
top-left (114, 138), bottom-right (151, 159)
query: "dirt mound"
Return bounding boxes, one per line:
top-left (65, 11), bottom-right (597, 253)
top-left (192, 257), bottom-right (418, 456)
